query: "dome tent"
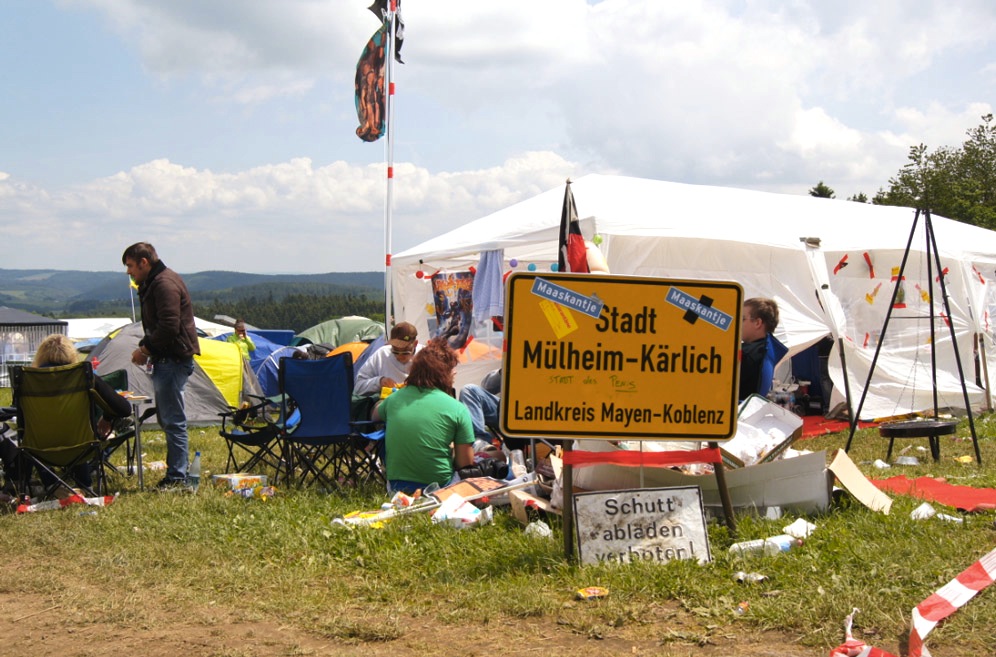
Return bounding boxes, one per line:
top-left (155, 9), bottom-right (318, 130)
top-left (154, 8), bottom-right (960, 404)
top-left (86, 322), bottom-right (262, 426)
top-left (293, 316), bottom-right (384, 348)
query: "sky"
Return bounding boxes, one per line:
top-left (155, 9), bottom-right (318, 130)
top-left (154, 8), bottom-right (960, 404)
top-left (1, 0), bottom-right (994, 274)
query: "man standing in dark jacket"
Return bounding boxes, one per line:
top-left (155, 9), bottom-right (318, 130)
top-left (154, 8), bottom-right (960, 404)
top-left (122, 242), bottom-right (200, 489)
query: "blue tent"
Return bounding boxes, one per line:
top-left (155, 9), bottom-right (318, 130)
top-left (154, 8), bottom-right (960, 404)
top-left (213, 331), bottom-right (284, 381)
top-left (252, 345), bottom-right (308, 396)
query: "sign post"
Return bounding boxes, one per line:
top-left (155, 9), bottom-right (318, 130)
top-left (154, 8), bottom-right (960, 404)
top-left (501, 273), bottom-right (744, 556)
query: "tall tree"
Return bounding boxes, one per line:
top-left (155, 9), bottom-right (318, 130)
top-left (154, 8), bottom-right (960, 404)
top-left (809, 181), bottom-right (835, 198)
top-left (874, 114), bottom-right (996, 229)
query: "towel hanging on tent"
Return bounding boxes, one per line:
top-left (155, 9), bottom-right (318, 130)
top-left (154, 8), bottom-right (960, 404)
top-left (472, 249), bottom-right (504, 323)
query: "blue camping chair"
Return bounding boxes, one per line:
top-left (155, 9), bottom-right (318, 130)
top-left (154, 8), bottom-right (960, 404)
top-left (278, 353), bottom-right (383, 489)
top-left (218, 392), bottom-right (290, 482)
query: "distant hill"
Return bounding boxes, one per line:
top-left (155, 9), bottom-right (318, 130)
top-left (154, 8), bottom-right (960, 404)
top-left (0, 268), bottom-right (384, 316)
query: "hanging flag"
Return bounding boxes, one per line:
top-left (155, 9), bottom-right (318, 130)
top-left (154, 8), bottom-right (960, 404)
top-left (367, 0), bottom-right (405, 63)
top-left (354, 25), bottom-right (387, 142)
top-left (558, 179), bottom-right (590, 274)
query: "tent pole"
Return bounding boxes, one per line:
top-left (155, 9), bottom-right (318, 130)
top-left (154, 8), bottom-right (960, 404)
top-left (978, 334), bottom-right (993, 412)
top-left (837, 338), bottom-right (855, 426)
top-left (924, 210), bottom-right (982, 464)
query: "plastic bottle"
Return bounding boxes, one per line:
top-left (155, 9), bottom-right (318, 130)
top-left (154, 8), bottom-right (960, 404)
top-left (728, 534), bottom-right (802, 557)
top-left (188, 451), bottom-right (201, 492)
top-left (509, 449), bottom-right (527, 478)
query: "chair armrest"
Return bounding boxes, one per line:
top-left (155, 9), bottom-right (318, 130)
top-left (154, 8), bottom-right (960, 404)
top-left (350, 419), bottom-right (385, 440)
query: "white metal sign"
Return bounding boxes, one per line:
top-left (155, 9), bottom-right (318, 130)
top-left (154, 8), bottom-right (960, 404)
top-left (573, 486), bottom-right (712, 565)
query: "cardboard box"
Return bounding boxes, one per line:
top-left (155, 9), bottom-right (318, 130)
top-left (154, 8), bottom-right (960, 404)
top-left (212, 473), bottom-right (268, 490)
top-left (509, 489), bottom-right (559, 526)
top-left (722, 394), bottom-right (804, 467)
top-left (572, 447), bottom-right (832, 514)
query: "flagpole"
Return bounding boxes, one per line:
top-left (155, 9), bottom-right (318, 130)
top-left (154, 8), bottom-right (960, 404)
top-left (383, 0), bottom-right (397, 329)
top-left (128, 277), bottom-right (136, 322)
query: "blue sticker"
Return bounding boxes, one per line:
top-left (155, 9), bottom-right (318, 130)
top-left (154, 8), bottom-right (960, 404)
top-left (531, 278), bottom-right (604, 319)
top-left (665, 287), bottom-right (733, 330)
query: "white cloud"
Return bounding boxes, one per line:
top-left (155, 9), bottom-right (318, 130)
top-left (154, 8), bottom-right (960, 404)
top-left (6, 0), bottom-right (993, 272)
top-left (0, 151), bottom-right (579, 272)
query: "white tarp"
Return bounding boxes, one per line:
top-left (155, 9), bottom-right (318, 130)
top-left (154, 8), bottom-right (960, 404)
top-left (193, 317), bottom-right (233, 337)
top-left (65, 318), bottom-right (131, 341)
top-left (392, 174), bottom-right (996, 420)
top-left (64, 316), bottom-right (231, 339)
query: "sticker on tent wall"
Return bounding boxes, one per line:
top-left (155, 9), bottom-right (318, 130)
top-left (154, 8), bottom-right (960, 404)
top-left (502, 272), bottom-right (743, 440)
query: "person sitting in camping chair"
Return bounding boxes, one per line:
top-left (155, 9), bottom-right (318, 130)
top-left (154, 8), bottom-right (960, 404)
top-left (30, 334), bottom-right (132, 492)
top-left (460, 368), bottom-right (560, 456)
top-left (372, 338), bottom-right (475, 495)
top-left (739, 298), bottom-right (788, 402)
top-left (352, 322), bottom-right (422, 420)
top-left (459, 368), bottom-right (502, 444)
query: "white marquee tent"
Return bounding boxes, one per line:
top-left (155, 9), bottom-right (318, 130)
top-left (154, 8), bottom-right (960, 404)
top-left (392, 174), bottom-right (996, 420)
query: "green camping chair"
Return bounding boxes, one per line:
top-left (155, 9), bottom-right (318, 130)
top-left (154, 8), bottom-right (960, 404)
top-left (11, 362), bottom-right (130, 499)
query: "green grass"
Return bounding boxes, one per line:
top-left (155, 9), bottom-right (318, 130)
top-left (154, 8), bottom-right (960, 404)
top-left (2, 382), bottom-right (995, 654)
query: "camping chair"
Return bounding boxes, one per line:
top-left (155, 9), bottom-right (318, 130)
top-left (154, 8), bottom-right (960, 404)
top-left (278, 353), bottom-right (384, 489)
top-left (218, 393), bottom-right (289, 482)
top-left (11, 362), bottom-right (131, 499)
top-left (1, 406), bottom-right (17, 498)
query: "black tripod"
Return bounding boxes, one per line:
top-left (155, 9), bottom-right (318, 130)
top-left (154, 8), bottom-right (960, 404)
top-left (844, 208), bottom-right (982, 464)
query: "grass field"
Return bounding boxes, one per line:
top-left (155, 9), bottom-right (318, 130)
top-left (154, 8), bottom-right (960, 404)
top-left (2, 384), bottom-right (995, 655)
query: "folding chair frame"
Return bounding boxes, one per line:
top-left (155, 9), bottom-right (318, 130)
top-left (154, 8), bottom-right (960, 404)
top-left (218, 394), bottom-right (286, 482)
top-left (12, 363), bottom-right (130, 499)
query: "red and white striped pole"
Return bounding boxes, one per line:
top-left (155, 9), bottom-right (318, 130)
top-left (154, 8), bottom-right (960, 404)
top-left (383, 0), bottom-right (398, 329)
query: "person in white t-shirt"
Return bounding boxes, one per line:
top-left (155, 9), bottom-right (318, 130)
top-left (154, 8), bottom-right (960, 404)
top-left (352, 322), bottom-right (422, 418)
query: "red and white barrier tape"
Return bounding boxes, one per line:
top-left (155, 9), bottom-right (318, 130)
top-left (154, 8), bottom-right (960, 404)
top-left (16, 492), bottom-right (118, 514)
top-left (908, 546), bottom-right (996, 656)
top-left (828, 608), bottom-right (895, 657)
top-left (830, 546), bottom-right (996, 657)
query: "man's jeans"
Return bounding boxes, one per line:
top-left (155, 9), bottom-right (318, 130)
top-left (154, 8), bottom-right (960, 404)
top-left (458, 384), bottom-right (500, 437)
top-left (151, 357), bottom-right (195, 482)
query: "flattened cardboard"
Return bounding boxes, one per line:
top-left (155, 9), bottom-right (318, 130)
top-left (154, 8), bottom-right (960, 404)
top-left (509, 489), bottom-right (558, 526)
top-left (828, 448), bottom-right (893, 514)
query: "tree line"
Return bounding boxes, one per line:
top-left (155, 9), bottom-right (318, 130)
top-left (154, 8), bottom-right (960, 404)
top-left (809, 114), bottom-right (996, 229)
top-left (196, 292), bottom-right (384, 333)
top-left (57, 292), bottom-right (385, 334)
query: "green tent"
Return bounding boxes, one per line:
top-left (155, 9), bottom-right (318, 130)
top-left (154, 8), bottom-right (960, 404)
top-left (293, 316), bottom-right (384, 347)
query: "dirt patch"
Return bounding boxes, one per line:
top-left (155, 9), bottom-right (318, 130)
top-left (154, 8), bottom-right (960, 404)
top-left (0, 590), bottom-right (858, 657)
